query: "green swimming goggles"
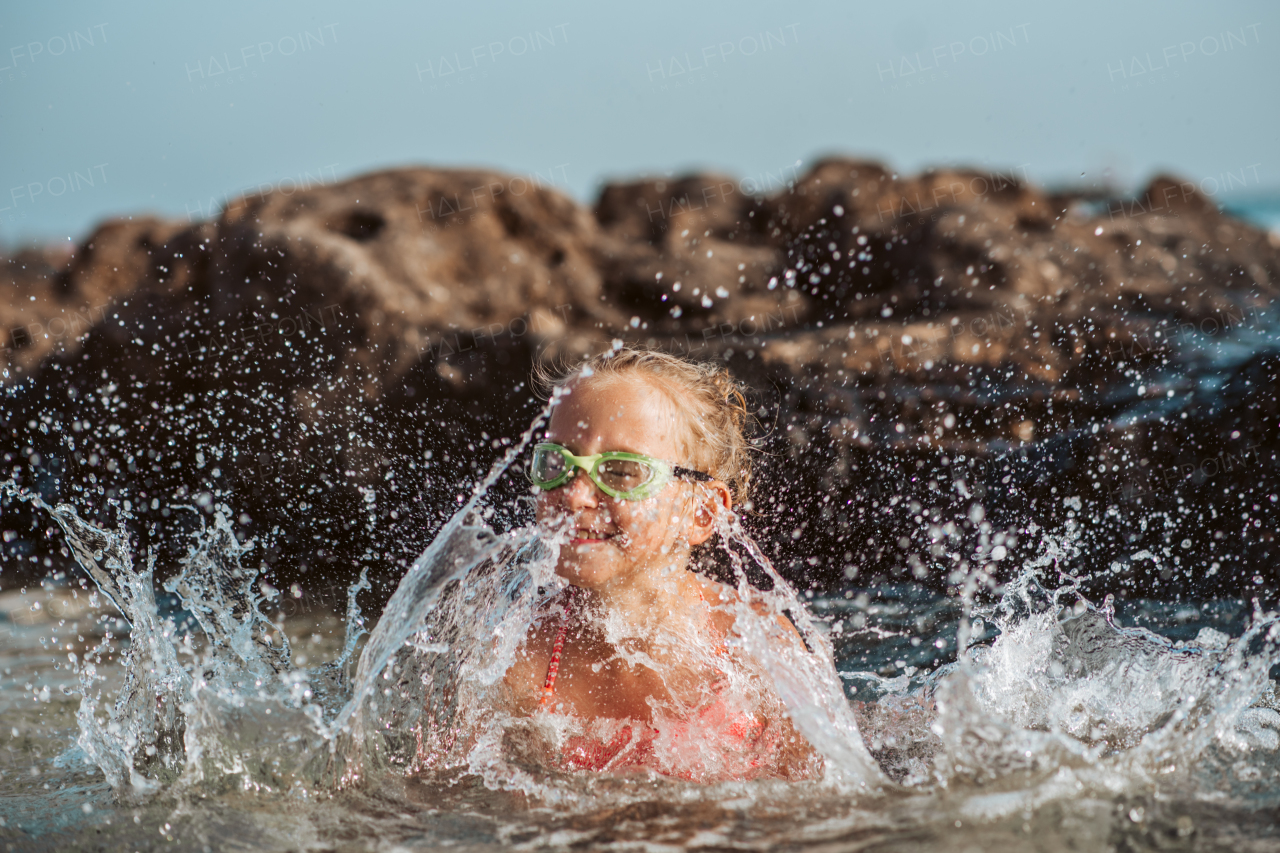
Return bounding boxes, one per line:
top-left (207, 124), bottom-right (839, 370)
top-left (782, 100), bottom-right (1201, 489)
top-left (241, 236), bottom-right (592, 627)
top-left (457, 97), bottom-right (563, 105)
top-left (529, 442), bottom-right (712, 501)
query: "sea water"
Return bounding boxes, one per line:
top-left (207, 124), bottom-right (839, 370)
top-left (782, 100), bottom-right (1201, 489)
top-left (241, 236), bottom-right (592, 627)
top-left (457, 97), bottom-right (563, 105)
top-left (2, 441), bottom-right (1279, 852)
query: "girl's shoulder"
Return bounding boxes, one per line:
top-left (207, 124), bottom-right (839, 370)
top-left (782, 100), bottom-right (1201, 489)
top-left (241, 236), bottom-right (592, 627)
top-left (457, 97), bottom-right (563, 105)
top-left (692, 574), bottom-right (766, 615)
top-left (692, 575), bottom-right (748, 636)
top-left (693, 575), bottom-right (804, 645)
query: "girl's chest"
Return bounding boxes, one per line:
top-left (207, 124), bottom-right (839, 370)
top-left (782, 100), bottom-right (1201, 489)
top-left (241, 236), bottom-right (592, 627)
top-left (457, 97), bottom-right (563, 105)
top-left (547, 642), bottom-right (668, 721)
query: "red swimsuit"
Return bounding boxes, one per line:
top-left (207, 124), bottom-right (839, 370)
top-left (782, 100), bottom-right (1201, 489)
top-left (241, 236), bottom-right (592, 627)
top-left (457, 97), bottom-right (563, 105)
top-left (535, 593), bottom-right (770, 778)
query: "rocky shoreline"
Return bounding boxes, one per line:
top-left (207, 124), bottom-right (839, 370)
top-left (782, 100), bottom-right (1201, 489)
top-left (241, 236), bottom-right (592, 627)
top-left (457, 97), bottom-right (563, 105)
top-left (2, 159), bottom-right (1278, 603)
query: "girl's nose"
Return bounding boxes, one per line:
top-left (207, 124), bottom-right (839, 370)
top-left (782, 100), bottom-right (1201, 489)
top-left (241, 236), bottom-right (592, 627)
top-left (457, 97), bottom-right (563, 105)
top-left (563, 469), bottom-right (603, 509)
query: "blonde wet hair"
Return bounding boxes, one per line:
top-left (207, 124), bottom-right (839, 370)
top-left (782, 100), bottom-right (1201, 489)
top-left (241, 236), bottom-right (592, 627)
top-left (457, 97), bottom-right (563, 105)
top-left (535, 347), bottom-right (756, 502)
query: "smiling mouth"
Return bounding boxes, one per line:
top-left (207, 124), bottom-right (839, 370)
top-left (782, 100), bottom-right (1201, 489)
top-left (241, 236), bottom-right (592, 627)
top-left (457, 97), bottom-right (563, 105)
top-left (570, 530), bottom-right (616, 544)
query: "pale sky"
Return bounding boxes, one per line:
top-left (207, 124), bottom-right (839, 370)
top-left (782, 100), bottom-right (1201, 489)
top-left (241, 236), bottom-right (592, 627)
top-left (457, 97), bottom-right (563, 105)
top-left (1, 0), bottom-right (1276, 241)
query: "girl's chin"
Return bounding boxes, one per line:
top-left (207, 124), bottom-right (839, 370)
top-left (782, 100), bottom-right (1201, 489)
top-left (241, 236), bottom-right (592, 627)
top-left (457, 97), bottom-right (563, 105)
top-left (554, 559), bottom-right (620, 589)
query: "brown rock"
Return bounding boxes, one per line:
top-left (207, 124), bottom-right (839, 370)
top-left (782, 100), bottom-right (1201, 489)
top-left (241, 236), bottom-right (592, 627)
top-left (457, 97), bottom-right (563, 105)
top-left (2, 157), bottom-right (1278, 602)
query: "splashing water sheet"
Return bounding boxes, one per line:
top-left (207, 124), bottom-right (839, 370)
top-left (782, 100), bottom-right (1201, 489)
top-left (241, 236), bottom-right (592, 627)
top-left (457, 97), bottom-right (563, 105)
top-left (0, 312), bottom-right (1278, 853)
top-left (2, 424), bottom-right (1280, 853)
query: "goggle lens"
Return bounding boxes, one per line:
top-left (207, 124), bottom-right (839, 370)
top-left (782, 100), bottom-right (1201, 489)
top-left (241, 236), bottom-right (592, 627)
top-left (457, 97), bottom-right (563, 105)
top-left (530, 446), bottom-right (570, 485)
top-left (596, 458), bottom-right (654, 492)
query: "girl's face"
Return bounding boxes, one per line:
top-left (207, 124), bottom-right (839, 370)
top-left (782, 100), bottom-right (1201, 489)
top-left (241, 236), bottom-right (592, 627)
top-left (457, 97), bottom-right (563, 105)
top-left (535, 375), bottom-right (726, 593)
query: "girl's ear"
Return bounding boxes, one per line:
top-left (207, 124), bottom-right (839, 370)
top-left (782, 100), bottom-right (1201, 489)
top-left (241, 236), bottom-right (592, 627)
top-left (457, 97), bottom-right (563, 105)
top-left (685, 481), bottom-right (732, 547)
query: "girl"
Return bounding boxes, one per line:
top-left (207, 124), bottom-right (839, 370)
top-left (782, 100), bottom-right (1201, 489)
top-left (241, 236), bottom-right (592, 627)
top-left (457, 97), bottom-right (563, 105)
top-left (502, 348), bottom-right (818, 781)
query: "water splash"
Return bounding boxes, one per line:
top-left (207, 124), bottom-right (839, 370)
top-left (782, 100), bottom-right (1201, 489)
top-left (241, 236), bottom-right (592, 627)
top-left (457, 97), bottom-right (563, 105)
top-left (0, 483), bottom-right (363, 797)
top-left (2, 419), bottom-right (887, 804)
top-left (3, 447), bottom-right (1279, 832)
top-left (885, 563), bottom-right (1280, 819)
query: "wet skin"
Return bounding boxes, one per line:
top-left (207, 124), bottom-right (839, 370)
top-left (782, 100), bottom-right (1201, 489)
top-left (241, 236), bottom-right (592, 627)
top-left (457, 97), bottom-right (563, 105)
top-left (502, 375), bottom-right (815, 779)
top-left (503, 375), bottom-right (734, 721)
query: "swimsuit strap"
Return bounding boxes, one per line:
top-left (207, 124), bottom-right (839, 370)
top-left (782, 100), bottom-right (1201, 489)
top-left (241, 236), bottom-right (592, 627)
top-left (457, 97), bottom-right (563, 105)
top-left (539, 607), bottom-right (571, 708)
